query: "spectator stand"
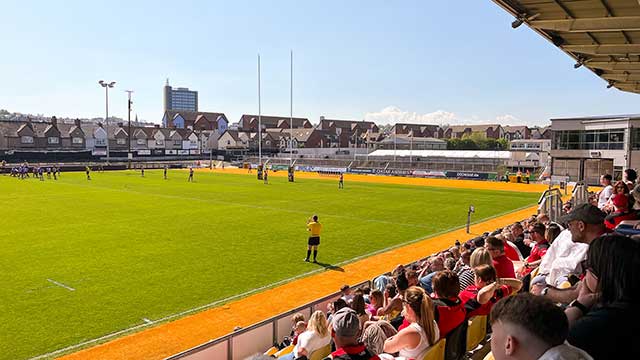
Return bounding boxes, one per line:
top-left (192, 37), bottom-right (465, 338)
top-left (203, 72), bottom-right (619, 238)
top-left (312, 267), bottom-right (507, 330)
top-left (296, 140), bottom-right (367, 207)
top-left (537, 188), bottom-right (563, 223)
top-left (165, 281), bottom-right (369, 360)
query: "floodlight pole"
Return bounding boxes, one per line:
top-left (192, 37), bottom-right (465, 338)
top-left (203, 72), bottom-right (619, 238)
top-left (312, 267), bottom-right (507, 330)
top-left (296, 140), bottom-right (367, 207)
top-left (98, 80), bottom-right (116, 164)
top-left (258, 54), bottom-right (262, 166)
top-left (125, 90), bottom-right (134, 169)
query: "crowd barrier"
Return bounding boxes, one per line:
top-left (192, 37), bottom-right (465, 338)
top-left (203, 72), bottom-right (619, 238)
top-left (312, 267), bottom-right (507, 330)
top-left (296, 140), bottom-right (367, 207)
top-left (538, 188), bottom-right (563, 223)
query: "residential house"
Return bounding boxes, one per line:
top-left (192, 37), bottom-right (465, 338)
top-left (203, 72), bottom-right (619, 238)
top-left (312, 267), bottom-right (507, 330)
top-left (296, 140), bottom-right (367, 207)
top-left (162, 110), bottom-right (228, 132)
top-left (218, 130), bottom-right (249, 150)
top-left (445, 124), bottom-right (504, 139)
top-left (503, 125), bottom-right (531, 140)
top-left (237, 114), bottom-right (313, 132)
top-left (391, 123), bottom-right (442, 138)
top-left (317, 117), bottom-right (378, 147)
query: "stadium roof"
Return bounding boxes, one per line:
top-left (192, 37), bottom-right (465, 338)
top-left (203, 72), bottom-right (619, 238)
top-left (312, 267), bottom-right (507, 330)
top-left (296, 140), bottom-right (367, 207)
top-left (369, 149), bottom-right (512, 159)
top-left (492, 0), bottom-right (640, 95)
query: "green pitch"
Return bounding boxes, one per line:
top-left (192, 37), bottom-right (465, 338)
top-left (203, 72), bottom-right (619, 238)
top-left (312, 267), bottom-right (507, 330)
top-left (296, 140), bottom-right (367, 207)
top-left (0, 170), bottom-right (539, 359)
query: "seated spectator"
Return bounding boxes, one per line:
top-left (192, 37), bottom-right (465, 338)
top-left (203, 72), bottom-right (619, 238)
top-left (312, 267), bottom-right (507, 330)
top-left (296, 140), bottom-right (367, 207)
top-left (605, 193), bottom-right (636, 230)
top-left (490, 293), bottom-right (593, 360)
top-left (431, 270), bottom-right (466, 337)
top-left (361, 286), bottom-right (371, 304)
top-left (497, 233), bottom-right (522, 261)
top-left (327, 298), bottom-right (349, 323)
top-left (341, 284), bottom-right (354, 304)
top-left (460, 264), bottom-right (522, 319)
top-left (510, 222), bottom-right (531, 258)
top-left (377, 273), bottom-right (408, 326)
top-left (279, 310), bottom-right (330, 360)
top-left (486, 236), bottom-right (516, 278)
top-left (405, 270), bottom-right (419, 288)
top-left (292, 321), bottom-right (306, 345)
top-left (520, 223), bottom-right (550, 277)
top-left (545, 223), bottom-right (562, 245)
top-left (367, 290), bottom-right (384, 317)
top-left (373, 274), bottom-right (391, 292)
top-left (454, 250), bottom-right (472, 288)
top-left (326, 307), bottom-right (380, 360)
top-left (361, 322), bottom-right (388, 356)
top-left (418, 256), bottom-right (445, 294)
top-left (458, 247), bottom-right (493, 292)
top-left (380, 286), bottom-right (439, 360)
top-left (566, 234), bottom-right (640, 359)
top-left (444, 257), bottom-right (456, 271)
top-left (624, 168), bottom-right (637, 190)
top-left (351, 293), bottom-right (370, 335)
top-left (449, 246), bottom-right (461, 261)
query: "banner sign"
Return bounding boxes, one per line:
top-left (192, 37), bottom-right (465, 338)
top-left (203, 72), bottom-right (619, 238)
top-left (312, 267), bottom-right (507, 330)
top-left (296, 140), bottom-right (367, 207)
top-left (347, 168), bottom-right (374, 174)
top-left (373, 169), bottom-right (413, 176)
top-left (445, 171), bottom-right (491, 180)
top-left (137, 149), bottom-right (151, 155)
top-left (412, 170), bottom-right (446, 177)
top-left (152, 149), bottom-right (164, 155)
top-left (92, 150), bottom-right (107, 156)
top-left (189, 149), bottom-right (201, 155)
top-left (178, 150), bottom-right (190, 155)
top-left (296, 166), bottom-right (347, 173)
top-left (271, 164), bottom-right (289, 171)
top-left (165, 150), bottom-right (178, 155)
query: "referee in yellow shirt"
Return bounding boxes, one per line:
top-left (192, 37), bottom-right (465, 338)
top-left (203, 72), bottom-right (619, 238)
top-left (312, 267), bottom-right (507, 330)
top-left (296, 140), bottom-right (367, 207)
top-left (305, 215), bottom-right (322, 263)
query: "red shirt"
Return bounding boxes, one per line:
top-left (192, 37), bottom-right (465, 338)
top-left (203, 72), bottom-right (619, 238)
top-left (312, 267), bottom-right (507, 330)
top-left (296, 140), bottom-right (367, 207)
top-left (459, 284), bottom-right (512, 318)
top-left (330, 344), bottom-right (380, 360)
top-left (503, 242), bottom-right (520, 261)
top-left (492, 255), bottom-right (515, 278)
top-left (433, 297), bottom-right (466, 338)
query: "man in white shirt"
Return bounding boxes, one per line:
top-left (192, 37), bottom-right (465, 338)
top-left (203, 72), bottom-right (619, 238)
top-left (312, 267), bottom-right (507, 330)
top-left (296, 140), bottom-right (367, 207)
top-left (530, 230), bottom-right (588, 288)
top-left (596, 174), bottom-right (613, 209)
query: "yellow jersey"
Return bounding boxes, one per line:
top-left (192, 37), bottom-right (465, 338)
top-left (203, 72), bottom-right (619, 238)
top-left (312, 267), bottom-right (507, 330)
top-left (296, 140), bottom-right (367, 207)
top-left (307, 221), bottom-right (322, 237)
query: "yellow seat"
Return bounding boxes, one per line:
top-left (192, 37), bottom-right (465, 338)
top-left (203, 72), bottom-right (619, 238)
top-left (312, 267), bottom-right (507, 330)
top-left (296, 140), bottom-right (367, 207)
top-left (467, 315), bottom-right (488, 351)
top-left (422, 338), bottom-right (446, 360)
top-left (274, 344), bottom-right (294, 357)
top-left (309, 344), bottom-right (332, 360)
top-left (264, 346), bottom-right (279, 356)
top-left (558, 281), bottom-right (572, 289)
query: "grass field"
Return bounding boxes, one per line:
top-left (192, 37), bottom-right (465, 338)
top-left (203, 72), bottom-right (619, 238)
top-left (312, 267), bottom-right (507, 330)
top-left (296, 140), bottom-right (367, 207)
top-left (0, 170), bottom-right (539, 360)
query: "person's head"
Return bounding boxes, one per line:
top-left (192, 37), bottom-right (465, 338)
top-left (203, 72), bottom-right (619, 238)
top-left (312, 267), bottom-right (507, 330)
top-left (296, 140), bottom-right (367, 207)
top-left (406, 269), bottom-right (419, 287)
top-left (545, 224), bottom-right (562, 244)
top-left (291, 312), bottom-right (305, 327)
top-left (312, 215), bottom-right (318, 222)
top-left (385, 283), bottom-right (397, 298)
top-left (432, 270), bottom-right (460, 299)
top-left (624, 168), bottom-right (637, 184)
top-left (473, 236), bottom-right (485, 248)
top-left (510, 222), bottom-right (524, 237)
top-left (402, 286), bottom-right (438, 345)
top-left (351, 293), bottom-right (366, 316)
top-left (600, 174), bottom-right (612, 186)
top-left (333, 298), bottom-right (348, 313)
top-left (470, 247), bottom-right (494, 268)
top-left (330, 307), bottom-right (361, 348)
top-left (361, 322), bottom-right (387, 355)
top-left (560, 203), bottom-right (606, 244)
top-left (536, 214), bottom-right (550, 225)
top-left (490, 294), bottom-right (569, 360)
top-left (395, 271), bottom-right (409, 292)
top-left (294, 320), bottom-right (307, 335)
top-left (444, 258), bottom-right (457, 271)
top-left (460, 250), bottom-right (472, 266)
top-left (613, 180), bottom-right (629, 195)
top-left (585, 234), bottom-right (640, 306)
top-left (361, 286), bottom-right (371, 296)
top-left (529, 222), bottom-right (547, 244)
top-left (307, 310), bottom-right (329, 337)
top-left (370, 289), bottom-right (384, 308)
top-left (430, 256), bottom-right (445, 272)
top-left (485, 236), bottom-right (505, 258)
top-left (473, 264), bottom-right (497, 288)
top-left (340, 284), bottom-right (352, 296)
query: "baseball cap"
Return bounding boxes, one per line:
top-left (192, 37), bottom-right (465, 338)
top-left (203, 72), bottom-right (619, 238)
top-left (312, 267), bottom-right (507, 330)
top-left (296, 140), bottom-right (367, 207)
top-left (331, 307), bottom-right (360, 337)
top-left (559, 203), bottom-right (606, 224)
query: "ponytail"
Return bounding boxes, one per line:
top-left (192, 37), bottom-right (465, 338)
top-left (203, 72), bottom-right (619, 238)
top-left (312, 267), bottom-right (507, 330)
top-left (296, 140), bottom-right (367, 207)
top-left (405, 286), bottom-right (438, 345)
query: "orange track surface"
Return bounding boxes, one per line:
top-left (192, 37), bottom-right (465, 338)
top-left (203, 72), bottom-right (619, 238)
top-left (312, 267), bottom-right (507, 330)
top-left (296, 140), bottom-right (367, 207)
top-left (59, 170), bottom-right (545, 360)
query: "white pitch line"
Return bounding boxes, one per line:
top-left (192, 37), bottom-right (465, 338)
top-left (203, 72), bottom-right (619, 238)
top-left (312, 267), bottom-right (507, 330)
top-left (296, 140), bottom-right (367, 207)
top-left (28, 202), bottom-right (537, 360)
top-left (46, 279), bottom-right (75, 291)
top-left (142, 318), bottom-right (154, 324)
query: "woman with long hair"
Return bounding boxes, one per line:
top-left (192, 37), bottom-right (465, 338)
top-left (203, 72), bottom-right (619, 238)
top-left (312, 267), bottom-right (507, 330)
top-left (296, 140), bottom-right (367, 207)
top-left (351, 293), bottom-right (370, 334)
top-left (279, 310), bottom-right (330, 360)
top-left (381, 286), bottom-right (439, 359)
top-left (566, 234), bottom-right (640, 359)
top-left (457, 247), bottom-right (494, 291)
top-left (367, 289), bottom-right (384, 317)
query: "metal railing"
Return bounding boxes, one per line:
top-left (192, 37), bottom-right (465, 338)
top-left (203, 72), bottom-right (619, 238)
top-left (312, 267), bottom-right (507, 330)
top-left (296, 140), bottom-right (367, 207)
top-left (538, 188), bottom-right (563, 223)
top-left (165, 280), bottom-right (370, 360)
top-left (571, 181), bottom-right (590, 207)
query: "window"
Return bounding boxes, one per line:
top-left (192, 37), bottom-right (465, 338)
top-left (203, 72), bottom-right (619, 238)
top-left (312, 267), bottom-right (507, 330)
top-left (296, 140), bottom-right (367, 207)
top-left (553, 128), bottom-right (626, 150)
top-left (174, 140), bottom-right (182, 146)
top-left (137, 138), bottom-right (146, 145)
top-left (95, 138), bottom-right (106, 146)
top-left (72, 137), bottom-right (83, 144)
top-left (117, 138), bottom-right (126, 145)
top-left (155, 139), bottom-right (164, 146)
top-left (190, 140), bottom-right (197, 147)
top-left (21, 136), bottom-right (34, 144)
top-left (48, 137), bottom-right (59, 144)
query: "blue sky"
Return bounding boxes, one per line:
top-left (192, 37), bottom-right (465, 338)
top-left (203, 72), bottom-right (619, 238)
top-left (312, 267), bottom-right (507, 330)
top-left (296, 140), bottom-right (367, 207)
top-left (1, 0), bottom-right (637, 126)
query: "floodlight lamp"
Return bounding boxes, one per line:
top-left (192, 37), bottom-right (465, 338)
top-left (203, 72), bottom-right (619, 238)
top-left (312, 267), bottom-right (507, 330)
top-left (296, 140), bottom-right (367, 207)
top-left (511, 18), bottom-right (524, 29)
top-left (109, 81), bottom-right (116, 87)
top-left (574, 62), bottom-right (583, 69)
top-left (98, 80), bottom-right (105, 86)
top-left (607, 81), bottom-right (615, 89)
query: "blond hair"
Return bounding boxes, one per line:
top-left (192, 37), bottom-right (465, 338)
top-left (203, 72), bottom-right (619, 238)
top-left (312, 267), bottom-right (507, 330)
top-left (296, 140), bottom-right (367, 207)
top-left (404, 286), bottom-right (437, 345)
top-left (470, 247), bottom-right (493, 268)
top-left (307, 310), bottom-right (329, 337)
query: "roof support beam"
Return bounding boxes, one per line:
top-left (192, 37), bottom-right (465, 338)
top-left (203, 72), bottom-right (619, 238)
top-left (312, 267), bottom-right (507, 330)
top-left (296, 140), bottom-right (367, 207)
top-left (602, 73), bottom-right (640, 82)
top-left (563, 44), bottom-right (640, 55)
top-left (530, 16), bottom-right (640, 32)
top-left (588, 62), bottom-right (640, 71)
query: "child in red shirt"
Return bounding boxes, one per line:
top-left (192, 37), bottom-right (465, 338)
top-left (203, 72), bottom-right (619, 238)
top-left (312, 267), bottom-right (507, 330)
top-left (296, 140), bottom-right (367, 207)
top-left (459, 264), bottom-right (522, 319)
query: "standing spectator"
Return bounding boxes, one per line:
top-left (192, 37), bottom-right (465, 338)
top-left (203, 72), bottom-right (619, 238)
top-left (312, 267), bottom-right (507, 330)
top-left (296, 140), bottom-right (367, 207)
top-left (596, 174), bottom-right (613, 209)
top-left (485, 236), bottom-right (516, 278)
top-left (566, 235), bottom-right (640, 359)
top-left (431, 270), bottom-right (466, 337)
top-left (280, 310), bottom-right (331, 360)
top-left (381, 286), bottom-right (439, 360)
top-left (623, 168), bottom-right (637, 191)
top-left (460, 264), bottom-right (522, 319)
top-left (458, 248), bottom-right (493, 292)
top-left (326, 307), bottom-right (380, 360)
top-left (490, 293), bottom-right (592, 360)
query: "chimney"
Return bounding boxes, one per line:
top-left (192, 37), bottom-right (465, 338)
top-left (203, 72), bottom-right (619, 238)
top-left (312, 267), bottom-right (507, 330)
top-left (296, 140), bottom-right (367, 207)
top-left (117, 122), bottom-right (124, 127)
top-left (154, 124), bottom-right (160, 128)
top-left (320, 116), bottom-right (325, 121)
top-left (51, 116), bottom-right (58, 127)
top-left (75, 118), bottom-right (81, 127)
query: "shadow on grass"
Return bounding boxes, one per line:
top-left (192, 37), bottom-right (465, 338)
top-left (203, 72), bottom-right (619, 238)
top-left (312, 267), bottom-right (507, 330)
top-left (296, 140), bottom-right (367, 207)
top-left (313, 261), bottom-right (345, 272)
